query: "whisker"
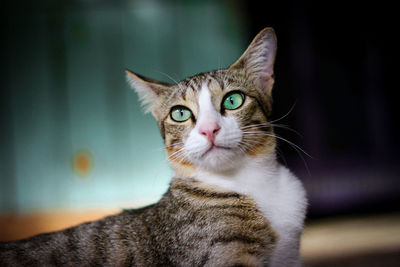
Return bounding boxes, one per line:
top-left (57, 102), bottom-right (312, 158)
top-left (155, 70), bottom-right (179, 85)
top-left (165, 142), bottom-right (184, 149)
top-left (155, 70), bottom-right (186, 92)
top-left (153, 142), bottom-right (184, 153)
top-left (266, 133), bottom-right (312, 159)
top-left (240, 123), bottom-right (272, 130)
top-left (268, 101), bottom-right (297, 124)
top-left (167, 147), bottom-right (186, 161)
top-left (242, 129), bottom-right (311, 174)
top-left (274, 137), bottom-right (312, 177)
top-left (176, 150), bottom-right (191, 165)
top-left (238, 141), bottom-right (263, 155)
top-left (240, 138), bottom-right (267, 145)
top-left (269, 124), bottom-right (303, 137)
top-left (240, 129), bottom-right (312, 158)
top-left (275, 146), bottom-right (288, 167)
top-left (240, 122), bottom-right (301, 137)
top-left (241, 132), bottom-right (275, 137)
top-left (236, 144), bottom-right (247, 155)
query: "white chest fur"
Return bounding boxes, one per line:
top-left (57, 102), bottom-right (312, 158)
top-left (194, 156), bottom-right (307, 267)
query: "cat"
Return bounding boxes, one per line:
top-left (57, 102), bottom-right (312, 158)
top-left (0, 27), bottom-right (307, 267)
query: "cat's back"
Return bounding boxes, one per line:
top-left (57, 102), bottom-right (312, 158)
top-left (0, 207), bottom-right (154, 266)
top-left (0, 178), bottom-right (277, 266)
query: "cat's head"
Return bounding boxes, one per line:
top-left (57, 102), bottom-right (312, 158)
top-left (127, 28), bottom-right (277, 176)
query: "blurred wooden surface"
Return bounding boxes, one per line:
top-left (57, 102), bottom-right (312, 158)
top-left (302, 213), bottom-right (400, 266)
top-left (0, 209), bottom-right (118, 242)
top-left (1, 211), bottom-right (400, 266)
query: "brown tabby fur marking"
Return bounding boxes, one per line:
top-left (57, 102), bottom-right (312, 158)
top-left (0, 178), bottom-right (276, 266)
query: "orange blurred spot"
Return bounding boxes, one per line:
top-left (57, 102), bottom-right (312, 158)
top-left (73, 150), bottom-right (92, 177)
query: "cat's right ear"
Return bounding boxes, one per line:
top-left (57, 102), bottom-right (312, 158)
top-left (125, 69), bottom-right (169, 115)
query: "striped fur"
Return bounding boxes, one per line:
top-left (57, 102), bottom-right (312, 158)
top-left (1, 28), bottom-right (307, 266)
top-left (0, 179), bottom-right (276, 266)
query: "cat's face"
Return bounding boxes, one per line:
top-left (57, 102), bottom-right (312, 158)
top-left (127, 28), bottom-right (277, 176)
top-left (157, 70), bottom-right (276, 175)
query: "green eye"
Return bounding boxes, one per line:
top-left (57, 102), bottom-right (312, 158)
top-left (170, 106), bottom-right (192, 122)
top-left (223, 92), bottom-right (244, 110)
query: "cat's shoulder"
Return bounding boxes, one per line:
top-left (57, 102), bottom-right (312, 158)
top-left (274, 165), bottom-right (307, 226)
top-left (237, 161), bottom-right (307, 231)
top-left (276, 165), bottom-right (307, 204)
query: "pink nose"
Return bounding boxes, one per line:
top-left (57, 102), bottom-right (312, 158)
top-left (199, 123), bottom-right (221, 143)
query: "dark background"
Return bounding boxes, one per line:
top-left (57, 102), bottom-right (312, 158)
top-left (245, 0), bottom-right (399, 219)
top-left (1, 0), bottom-right (399, 220)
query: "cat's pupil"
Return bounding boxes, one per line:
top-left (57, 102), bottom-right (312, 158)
top-left (229, 97), bottom-right (234, 105)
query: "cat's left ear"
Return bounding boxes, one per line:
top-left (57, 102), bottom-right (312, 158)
top-left (230, 27), bottom-right (277, 96)
top-left (126, 69), bottom-right (170, 117)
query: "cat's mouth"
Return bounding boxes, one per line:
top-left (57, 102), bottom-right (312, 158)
top-left (202, 144), bottom-right (231, 157)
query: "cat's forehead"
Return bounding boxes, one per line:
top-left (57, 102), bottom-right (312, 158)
top-left (172, 70), bottom-right (245, 100)
top-left (180, 71), bottom-right (225, 93)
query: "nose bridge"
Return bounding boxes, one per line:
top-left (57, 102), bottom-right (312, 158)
top-left (197, 83), bottom-right (221, 141)
top-left (198, 106), bottom-right (218, 125)
top-left (197, 82), bottom-right (219, 122)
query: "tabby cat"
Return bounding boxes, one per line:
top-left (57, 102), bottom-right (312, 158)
top-left (0, 28), bottom-right (307, 266)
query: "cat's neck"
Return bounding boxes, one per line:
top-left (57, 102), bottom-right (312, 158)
top-left (175, 151), bottom-right (307, 267)
top-left (188, 153), bottom-right (280, 193)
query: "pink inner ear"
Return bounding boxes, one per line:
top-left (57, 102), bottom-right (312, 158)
top-left (259, 74), bottom-right (274, 96)
top-left (264, 76), bottom-right (272, 82)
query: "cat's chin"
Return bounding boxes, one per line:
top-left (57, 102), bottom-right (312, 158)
top-left (193, 145), bottom-right (242, 172)
top-left (202, 144), bottom-right (231, 156)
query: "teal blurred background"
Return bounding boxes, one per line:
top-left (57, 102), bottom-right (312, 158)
top-left (1, 0), bottom-right (399, 218)
top-left (0, 0), bottom-right (246, 213)
top-left (2, 1), bottom-right (400, 264)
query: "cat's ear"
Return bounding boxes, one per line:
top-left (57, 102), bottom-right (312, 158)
top-left (230, 27), bottom-right (277, 96)
top-left (125, 69), bottom-right (170, 115)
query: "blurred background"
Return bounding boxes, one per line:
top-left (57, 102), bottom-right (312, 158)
top-left (1, 0), bottom-right (399, 265)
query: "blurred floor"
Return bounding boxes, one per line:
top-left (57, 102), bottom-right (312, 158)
top-left (0, 210), bottom-right (117, 242)
top-left (1, 211), bottom-right (400, 266)
top-left (302, 213), bottom-right (400, 266)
